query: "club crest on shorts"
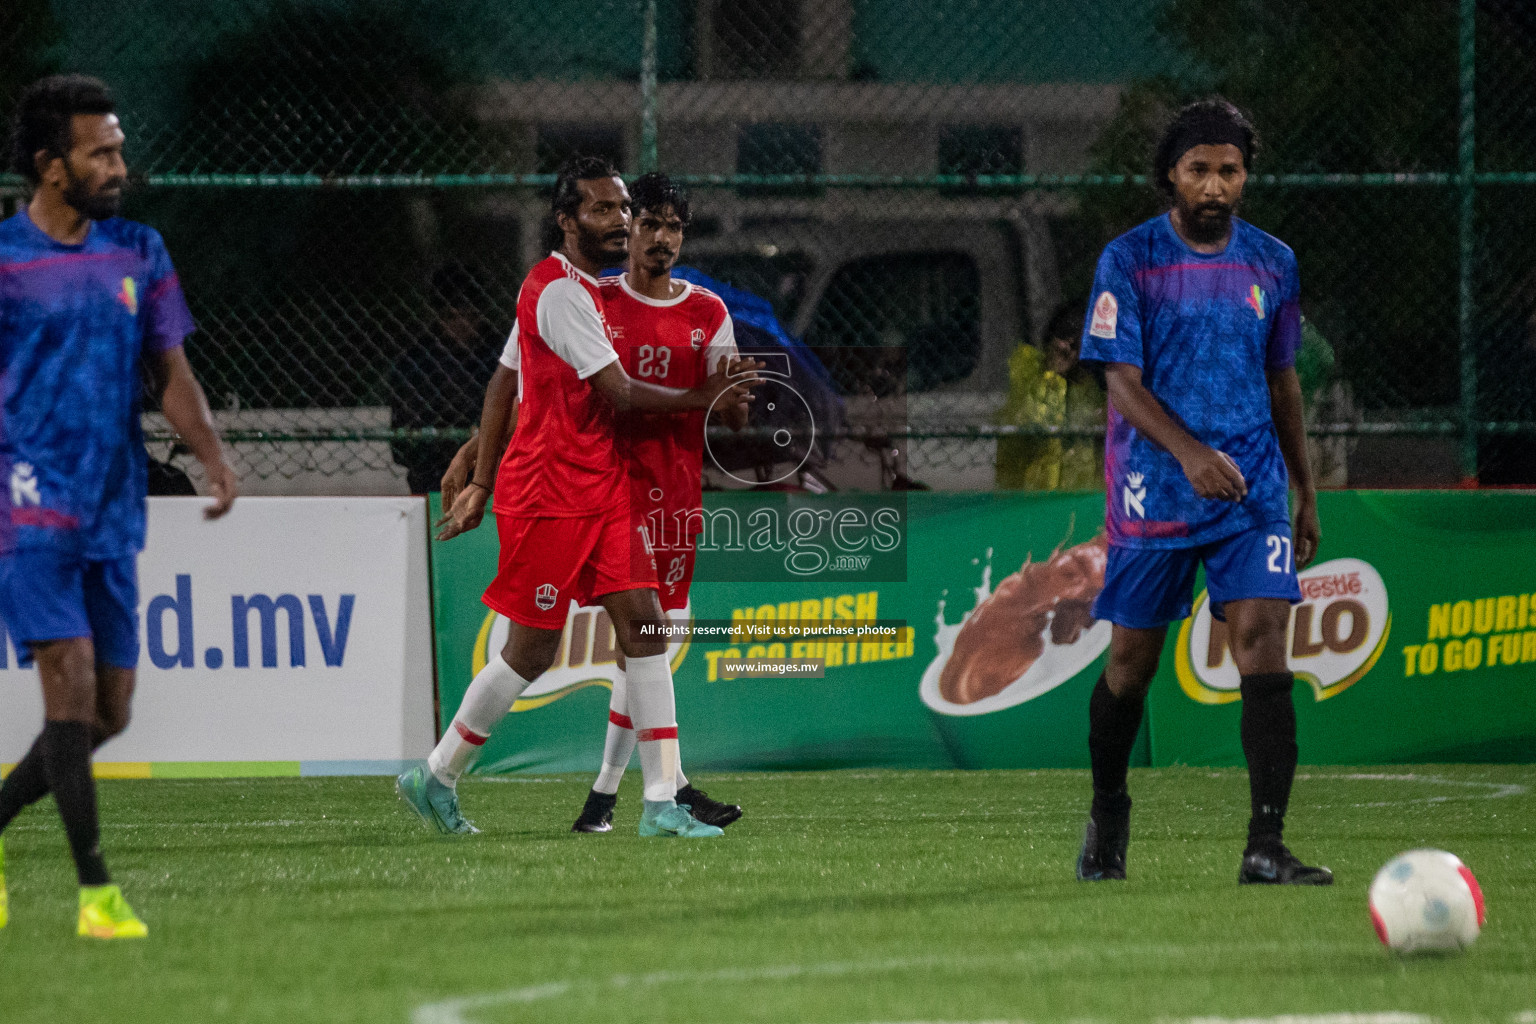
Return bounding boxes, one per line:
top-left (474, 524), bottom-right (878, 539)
top-left (1089, 291), bottom-right (1118, 339)
top-left (1123, 471), bottom-right (1146, 519)
top-left (690, 327), bottom-right (705, 350)
top-left (534, 583), bottom-right (558, 611)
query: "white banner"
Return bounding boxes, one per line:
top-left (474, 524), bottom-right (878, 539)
top-left (0, 497), bottom-right (434, 774)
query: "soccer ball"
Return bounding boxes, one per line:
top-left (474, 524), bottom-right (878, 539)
top-left (1368, 849), bottom-right (1485, 952)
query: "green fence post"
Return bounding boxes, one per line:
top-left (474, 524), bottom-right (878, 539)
top-left (639, 0), bottom-right (659, 173)
top-left (1458, 0), bottom-right (1478, 481)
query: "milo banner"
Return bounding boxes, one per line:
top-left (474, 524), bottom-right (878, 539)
top-left (1150, 490), bottom-right (1536, 766)
top-left (428, 491), bottom-right (1536, 773)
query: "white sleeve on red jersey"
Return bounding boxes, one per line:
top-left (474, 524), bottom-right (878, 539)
top-left (535, 277), bottom-right (619, 379)
top-left (702, 303), bottom-right (739, 373)
top-left (498, 320), bottom-right (521, 371)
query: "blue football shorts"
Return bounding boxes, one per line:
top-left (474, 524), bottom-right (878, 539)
top-left (1092, 522), bottom-right (1303, 629)
top-left (0, 548), bottom-right (140, 668)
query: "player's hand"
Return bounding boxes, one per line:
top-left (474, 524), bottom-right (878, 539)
top-left (695, 356), bottom-right (763, 411)
top-left (723, 356), bottom-right (764, 414)
top-left (435, 481), bottom-right (489, 542)
top-left (440, 440), bottom-right (476, 510)
top-left (1293, 495), bottom-right (1321, 569)
top-left (1178, 444), bottom-right (1247, 502)
top-left (724, 355), bottom-right (762, 377)
top-left (202, 458), bottom-right (239, 520)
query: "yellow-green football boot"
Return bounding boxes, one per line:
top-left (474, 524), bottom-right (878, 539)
top-left (77, 884), bottom-right (147, 939)
top-left (0, 838), bottom-right (8, 929)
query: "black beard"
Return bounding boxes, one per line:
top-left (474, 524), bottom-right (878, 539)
top-left (62, 171), bottom-right (123, 221)
top-left (575, 226), bottom-right (628, 269)
top-left (1178, 201), bottom-right (1234, 245)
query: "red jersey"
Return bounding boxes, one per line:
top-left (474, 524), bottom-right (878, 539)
top-left (494, 253), bottom-right (623, 517)
top-left (599, 274), bottom-right (736, 545)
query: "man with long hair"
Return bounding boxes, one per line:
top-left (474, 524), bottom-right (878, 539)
top-left (1075, 98), bottom-right (1329, 886)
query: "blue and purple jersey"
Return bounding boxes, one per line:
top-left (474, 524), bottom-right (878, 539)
top-left (0, 210), bottom-right (195, 558)
top-left (1080, 212), bottom-right (1301, 549)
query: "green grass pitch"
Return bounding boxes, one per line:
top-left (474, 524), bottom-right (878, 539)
top-left (0, 767), bottom-right (1532, 1023)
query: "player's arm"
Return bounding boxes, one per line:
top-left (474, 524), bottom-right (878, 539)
top-left (436, 365), bottom-right (519, 542)
top-left (703, 314), bottom-right (751, 430)
top-left (588, 355), bottom-right (760, 414)
top-left (1268, 365), bottom-right (1320, 568)
top-left (1102, 362), bottom-right (1247, 502)
top-left (146, 346), bottom-right (238, 519)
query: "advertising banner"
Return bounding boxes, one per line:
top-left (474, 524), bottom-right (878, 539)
top-left (431, 491), bottom-right (1536, 773)
top-left (0, 497), bottom-right (435, 777)
top-left (1149, 490), bottom-right (1536, 766)
top-left (431, 492), bottom-right (1124, 773)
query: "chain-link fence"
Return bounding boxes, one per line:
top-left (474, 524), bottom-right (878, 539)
top-left (3, 0), bottom-right (1535, 493)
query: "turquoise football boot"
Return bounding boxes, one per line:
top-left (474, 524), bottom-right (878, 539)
top-left (396, 765), bottom-right (480, 835)
top-left (638, 802), bottom-right (723, 838)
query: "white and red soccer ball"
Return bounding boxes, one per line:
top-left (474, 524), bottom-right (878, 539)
top-left (1369, 849), bottom-right (1485, 952)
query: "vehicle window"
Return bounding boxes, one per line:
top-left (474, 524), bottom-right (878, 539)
top-left (685, 251), bottom-right (812, 323)
top-left (806, 252), bottom-right (981, 394)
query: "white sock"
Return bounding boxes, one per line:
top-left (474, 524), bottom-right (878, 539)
top-left (593, 668), bottom-right (636, 795)
top-left (426, 654), bottom-right (532, 786)
top-left (625, 652), bottom-right (680, 804)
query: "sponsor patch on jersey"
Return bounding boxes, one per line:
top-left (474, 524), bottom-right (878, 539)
top-left (1247, 284), bottom-right (1266, 319)
top-left (1089, 291), bottom-right (1118, 339)
top-left (10, 462), bottom-right (40, 507)
top-left (534, 583), bottom-right (558, 611)
top-left (118, 277), bottom-right (138, 316)
top-left (1122, 471), bottom-right (1147, 519)
top-left (690, 327), bottom-right (706, 351)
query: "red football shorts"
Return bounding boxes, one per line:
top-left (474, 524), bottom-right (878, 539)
top-left (653, 539), bottom-right (696, 613)
top-left (483, 503), bottom-right (659, 629)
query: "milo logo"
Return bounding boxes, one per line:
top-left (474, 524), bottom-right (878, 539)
top-left (1176, 557), bottom-right (1392, 704)
top-left (474, 602), bottom-right (690, 711)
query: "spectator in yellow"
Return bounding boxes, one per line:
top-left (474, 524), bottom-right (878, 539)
top-left (995, 302), bottom-right (1105, 490)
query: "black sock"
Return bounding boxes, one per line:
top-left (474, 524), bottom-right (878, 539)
top-left (0, 732), bottom-right (52, 833)
top-left (1087, 673), bottom-right (1143, 817)
top-left (1239, 672), bottom-right (1298, 849)
top-left (41, 720), bottom-right (110, 886)
top-left (0, 725), bottom-right (111, 835)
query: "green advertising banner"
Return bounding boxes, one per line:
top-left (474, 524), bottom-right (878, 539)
top-left (1148, 490), bottom-right (1536, 766)
top-left (429, 492), bottom-right (1125, 774)
top-left (428, 491), bottom-right (1536, 774)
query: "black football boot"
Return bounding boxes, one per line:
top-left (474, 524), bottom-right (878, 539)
top-left (571, 789), bottom-right (617, 833)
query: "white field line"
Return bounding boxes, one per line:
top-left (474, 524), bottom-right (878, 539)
top-left (1178, 1017), bottom-right (1435, 1024)
top-left (7, 818), bottom-right (338, 831)
top-left (1295, 773), bottom-right (1527, 807)
top-left (471, 777), bottom-right (564, 784)
top-left (409, 942), bottom-right (1391, 1024)
top-left (1510, 1014), bottom-right (1536, 1024)
top-left (0, 772), bottom-right (1517, 836)
top-left (412, 955), bottom-right (971, 1024)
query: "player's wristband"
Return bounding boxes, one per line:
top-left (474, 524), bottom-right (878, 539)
top-left (466, 479), bottom-right (492, 493)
